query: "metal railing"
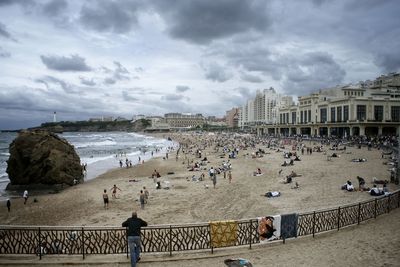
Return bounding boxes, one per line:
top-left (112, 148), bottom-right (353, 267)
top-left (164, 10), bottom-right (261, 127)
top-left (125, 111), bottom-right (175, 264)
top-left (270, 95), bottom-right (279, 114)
top-left (0, 190), bottom-right (399, 259)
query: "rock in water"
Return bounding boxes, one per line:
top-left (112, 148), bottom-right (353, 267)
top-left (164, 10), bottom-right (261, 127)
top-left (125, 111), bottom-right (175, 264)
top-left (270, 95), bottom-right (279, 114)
top-left (6, 130), bottom-right (83, 188)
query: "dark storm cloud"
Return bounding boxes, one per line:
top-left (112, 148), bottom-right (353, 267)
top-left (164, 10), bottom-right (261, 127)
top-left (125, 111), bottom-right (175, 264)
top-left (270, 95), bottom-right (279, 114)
top-left (42, 0), bottom-right (67, 16)
top-left (79, 1), bottom-right (141, 33)
top-left (175, 85), bottom-right (190, 92)
top-left (79, 77), bottom-right (96, 86)
top-left (151, 0), bottom-right (271, 44)
top-left (0, 46), bottom-right (10, 57)
top-left (202, 62), bottom-right (232, 82)
top-left (374, 53), bottom-right (400, 73)
top-left (240, 72), bottom-right (263, 83)
top-left (282, 52), bottom-right (346, 95)
top-left (40, 54), bottom-right (92, 72)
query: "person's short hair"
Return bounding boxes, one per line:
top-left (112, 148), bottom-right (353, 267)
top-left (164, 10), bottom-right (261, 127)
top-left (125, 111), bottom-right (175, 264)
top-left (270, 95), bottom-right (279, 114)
top-left (132, 212), bottom-right (137, 218)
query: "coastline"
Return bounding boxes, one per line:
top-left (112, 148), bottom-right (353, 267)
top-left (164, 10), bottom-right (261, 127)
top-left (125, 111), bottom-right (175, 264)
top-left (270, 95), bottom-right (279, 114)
top-left (0, 132), bottom-right (398, 227)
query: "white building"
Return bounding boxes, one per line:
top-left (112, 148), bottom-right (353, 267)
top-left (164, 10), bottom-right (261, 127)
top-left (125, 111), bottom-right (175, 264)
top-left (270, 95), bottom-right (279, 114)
top-left (256, 73), bottom-right (400, 136)
top-left (238, 87), bottom-right (291, 127)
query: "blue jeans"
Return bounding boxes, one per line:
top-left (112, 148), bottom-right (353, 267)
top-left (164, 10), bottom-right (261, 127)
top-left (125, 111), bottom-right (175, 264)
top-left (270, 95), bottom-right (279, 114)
top-left (128, 236), bottom-right (141, 267)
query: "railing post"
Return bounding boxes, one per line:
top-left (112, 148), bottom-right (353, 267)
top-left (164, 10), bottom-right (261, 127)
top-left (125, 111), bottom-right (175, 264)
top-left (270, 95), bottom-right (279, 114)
top-left (387, 195), bottom-right (391, 213)
top-left (38, 227), bottom-right (41, 260)
top-left (126, 227), bottom-right (129, 259)
top-left (81, 227), bottom-right (85, 260)
top-left (357, 203), bottom-right (361, 225)
top-left (312, 211), bottom-right (316, 238)
top-left (374, 198), bottom-right (377, 219)
top-left (398, 191), bottom-right (400, 208)
top-left (249, 220), bottom-right (252, 249)
top-left (169, 225), bottom-right (172, 257)
top-left (337, 207), bottom-right (341, 230)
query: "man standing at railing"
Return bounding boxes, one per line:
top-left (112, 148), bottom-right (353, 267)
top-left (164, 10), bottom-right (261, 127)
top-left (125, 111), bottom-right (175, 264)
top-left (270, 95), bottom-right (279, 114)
top-left (122, 211), bottom-right (148, 267)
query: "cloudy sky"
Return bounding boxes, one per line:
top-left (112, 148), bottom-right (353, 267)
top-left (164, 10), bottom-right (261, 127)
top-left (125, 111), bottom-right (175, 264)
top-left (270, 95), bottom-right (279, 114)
top-left (0, 0), bottom-right (399, 130)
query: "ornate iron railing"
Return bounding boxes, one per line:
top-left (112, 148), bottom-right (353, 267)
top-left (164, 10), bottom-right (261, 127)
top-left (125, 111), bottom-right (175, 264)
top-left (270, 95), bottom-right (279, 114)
top-left (0, 190), bottom-right (399, 259)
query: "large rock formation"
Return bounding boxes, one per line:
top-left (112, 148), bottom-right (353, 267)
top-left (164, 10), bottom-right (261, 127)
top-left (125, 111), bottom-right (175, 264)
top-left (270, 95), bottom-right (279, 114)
top-left (6, 130), bottom-right (83, 189)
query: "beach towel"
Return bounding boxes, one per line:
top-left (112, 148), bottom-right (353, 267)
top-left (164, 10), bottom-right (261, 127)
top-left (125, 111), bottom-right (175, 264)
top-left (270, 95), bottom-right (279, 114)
top-left (210, 220), bottom-right (238, 248)
top-left (224, 258), bottom-right (253, 267)
top-left (280, 213), bottom-right (298, 239)
top-left (258, 215), bottom-right (281, 243)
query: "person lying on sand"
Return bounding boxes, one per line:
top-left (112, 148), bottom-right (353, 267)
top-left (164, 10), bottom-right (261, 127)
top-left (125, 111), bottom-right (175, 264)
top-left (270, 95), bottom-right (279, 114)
top-left (262, 191), bottom-right (281, 198)
top-left (351, 158), bottom-right (367, 162)
top-left (341, 180), bottom-right (354, 191)
top-left (253, 168), bottom-right (262, 176)
top-left (372, 177), bottom-right (389, 185)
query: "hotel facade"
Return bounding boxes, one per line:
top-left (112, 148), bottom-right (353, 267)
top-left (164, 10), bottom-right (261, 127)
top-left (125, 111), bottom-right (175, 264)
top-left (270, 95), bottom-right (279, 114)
top-left (239, 73), bottom-right (400, 137)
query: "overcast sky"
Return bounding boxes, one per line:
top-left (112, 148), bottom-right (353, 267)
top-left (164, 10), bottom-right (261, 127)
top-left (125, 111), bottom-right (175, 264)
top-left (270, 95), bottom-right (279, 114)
top-left (0, 0), bottom-right (399, 130)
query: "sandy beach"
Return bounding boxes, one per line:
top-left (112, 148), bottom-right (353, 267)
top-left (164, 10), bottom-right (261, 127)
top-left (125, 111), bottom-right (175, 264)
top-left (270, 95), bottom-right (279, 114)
top-left (0, 132), bottom-right (399, 265)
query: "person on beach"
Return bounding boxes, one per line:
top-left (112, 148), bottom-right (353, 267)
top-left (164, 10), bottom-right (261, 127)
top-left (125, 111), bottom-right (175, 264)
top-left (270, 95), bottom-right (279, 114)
top-left (23, 190), bottom-right (28, 205)
top-left (122, 211), bottom-right (148, 267)
top-left (6, 199), bottom-right (11, 212)
top-left (103, 189), bottom-right (109, 209)
top-left (110, 185), bottom-right (122, 199)
top-left (143, 187), bottom-right (149, 203)
top-left (139, 190), bottom-right (145, 209)
top-left (228, 170), bottom-right (232, 183)
top-left (212, 173), bottom-right (217, 189)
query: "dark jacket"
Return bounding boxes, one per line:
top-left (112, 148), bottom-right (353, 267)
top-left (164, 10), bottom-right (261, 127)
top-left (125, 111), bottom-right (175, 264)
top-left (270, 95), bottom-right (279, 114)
top-left (122, 217), bottom-right (148, 236)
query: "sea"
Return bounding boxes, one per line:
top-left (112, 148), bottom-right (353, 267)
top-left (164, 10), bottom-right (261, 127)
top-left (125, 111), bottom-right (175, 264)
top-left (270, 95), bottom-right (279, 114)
top-left (0, 131), bottom-right (175, 199)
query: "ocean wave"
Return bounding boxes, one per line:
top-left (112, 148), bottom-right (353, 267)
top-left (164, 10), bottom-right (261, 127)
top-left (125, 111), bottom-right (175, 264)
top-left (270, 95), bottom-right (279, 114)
top-left (80, 155), bottom-right (116, 165)
top-left (74, 140), bottom-right (117, 148)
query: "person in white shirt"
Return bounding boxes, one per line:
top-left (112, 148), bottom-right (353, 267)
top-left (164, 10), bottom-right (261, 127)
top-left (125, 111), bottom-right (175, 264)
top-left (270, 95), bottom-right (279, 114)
top-left (23, 190), bottom-right (28, 204)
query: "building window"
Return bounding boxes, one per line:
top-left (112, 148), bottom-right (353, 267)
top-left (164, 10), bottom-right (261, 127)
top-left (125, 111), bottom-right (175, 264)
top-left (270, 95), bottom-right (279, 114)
top-left (280, 114), bottom-right (283, 124)
top-left (374, 106), bottom-right (384, 121)
top-left (391, 106), bottom-right (400, 122)
top-left (292, 112), bottom-right (296, 124)
top-left (300, 111), bottom-right (303, 124)
top-left (320, 108), bottom-right (327, 123)
top-left (286, 113), bottom-right (289, 124)
top-left (356, 105), bottom-right (366, 121)
top-left (337, 106), bottom-right (342, 122)
top-left (331, 107), bottom-right (335, 123)
top-left (308, 110), bottom-right (311, 123)
top-left (344, 91), bottom-right (346, 96)
top-left (304, 110), bottom-right (308, 123)
top-left (343, 106), bottom-right (349, 121)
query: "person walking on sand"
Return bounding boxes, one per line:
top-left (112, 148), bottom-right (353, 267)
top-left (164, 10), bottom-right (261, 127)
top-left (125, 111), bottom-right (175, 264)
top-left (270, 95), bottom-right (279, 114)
top-left (103, 189), bottom-right (109, 209)
top-left (23, 190), bottom-right (28, 205)
top-left (110, 184), bottom-right (122, 199)
top-left (212, 173), bottom-right (217, 189)
top-left (139, 190), bottom-right (145, 209)
top-left (228, 170), bottom-right (232, 183)
top-left (6, 199), bottom-right (11, 212)
top-left (122, 211), bottom-right (148, 267)
top-left (143, 187), bottom-right (149, 203)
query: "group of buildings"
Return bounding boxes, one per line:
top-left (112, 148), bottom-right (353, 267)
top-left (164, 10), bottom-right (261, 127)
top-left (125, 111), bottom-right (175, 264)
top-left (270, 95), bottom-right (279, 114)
top-left (86, 73), bottom-right (400, 137)
top-left (237, 73), bottom-right (400, 137)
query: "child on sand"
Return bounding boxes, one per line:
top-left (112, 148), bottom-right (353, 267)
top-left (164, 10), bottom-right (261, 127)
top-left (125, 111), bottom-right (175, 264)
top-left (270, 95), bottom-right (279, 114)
top-left (110, 185), bottom-right (121, 199)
